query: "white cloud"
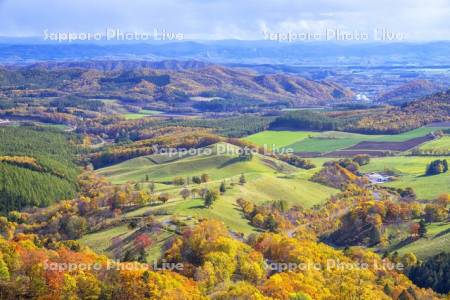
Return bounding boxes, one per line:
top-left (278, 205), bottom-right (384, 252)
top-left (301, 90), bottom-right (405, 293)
top-left (0, 0), bottom-right (448, 41)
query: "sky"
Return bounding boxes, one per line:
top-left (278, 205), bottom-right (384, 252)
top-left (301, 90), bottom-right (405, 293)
top-left (0, 0), bottom-right (449, 41)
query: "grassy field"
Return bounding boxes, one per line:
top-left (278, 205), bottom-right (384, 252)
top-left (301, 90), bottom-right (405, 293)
top-left (371, 127), bottom-right (441, 142)
top-left (115, 172), bottom-right (336, 236)
top-left (287, 135), bottom-right (366, 152)
top-left (122, 109), bottom-right (163, 120)
top-left (80, 220), bottom-right (176, 262)
top-left (360, 156), bottom-right (450, 200)
top-left (245, 130), bottom-right (370, 152)
top-left (90, 129), bottom-right (450, 261)
top-left (243, 130), bottom-right (318, 149)
top-left (418, 136), bottom-right (450, 152)
top-left (79, 224), bottom-right (138, 253)
top-left (396, 222), bottom-right (450, 259)
top-left (86, 143), bottom-right (338, 261)
top-left (96, 143), bottom-right (337, 235)
top-left (244, 127), bottom-right (447, 154)
top-left (97, 143), bottom-right (300, 184)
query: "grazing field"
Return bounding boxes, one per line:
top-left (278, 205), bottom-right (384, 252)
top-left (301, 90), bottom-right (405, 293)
top-left (96, 143), bottom-right (337, 235)
top-left (97, 144), bottom-right (298, 184)
top-left (243, 130), bottom-right (318, 149)
top-left (115, 172), bottom-right (336, 235)
top-left (396, 222), bottom-right (450, 259)
top-left (360, 156), bottom-right (450, 200)
top-left (418, 136), bottom-right (450, 153)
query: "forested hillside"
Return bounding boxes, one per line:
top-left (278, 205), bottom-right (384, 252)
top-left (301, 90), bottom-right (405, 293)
top-left (0, 127), bottom-right (79, 212)
top-left (0, 63), bottom-right (354, 112)
top-left (346, 91), bottom-right (450, 134)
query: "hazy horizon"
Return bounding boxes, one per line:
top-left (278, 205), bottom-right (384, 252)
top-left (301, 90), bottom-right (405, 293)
top-left (1, 0), bottom-right (449, 42)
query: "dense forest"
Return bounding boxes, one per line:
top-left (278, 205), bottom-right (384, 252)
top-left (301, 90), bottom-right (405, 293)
top-left (344, 91), bottom-right (450, 134)
top-left (408, 252), bottom-right (450, 294)
top-left (0, 127), bottom-right (79, 213)
top-left (271, 110), bottom-right (340, 131)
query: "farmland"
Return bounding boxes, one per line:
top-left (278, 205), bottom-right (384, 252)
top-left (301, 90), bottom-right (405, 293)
top-left (360, 156), bottom-right (450, 200)
top-left (347, 135), bottom-right (434, 151)
top-left (243, 130), bottom-right (318, 149)
top-left (244, 126), bottom-right (448, 156)
top-left (121, 109), bottom-right (163, 119)
top-left (97, 143), bottom-right (301, 184)
top-left (418, 136), bottom-right (450, 153)
top-left (0, 32), bottom-right (450, 298)
top-left (82, 142), bottom-right (338, 260)
top-left (94, 142), bottom-right (337, 235)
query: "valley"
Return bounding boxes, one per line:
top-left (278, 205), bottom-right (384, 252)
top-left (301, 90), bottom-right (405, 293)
top-left (0, 58), bottom-right (449, 299)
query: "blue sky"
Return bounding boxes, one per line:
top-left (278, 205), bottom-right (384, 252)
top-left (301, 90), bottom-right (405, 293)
top-left (0, 0), bottom-right (449, 41)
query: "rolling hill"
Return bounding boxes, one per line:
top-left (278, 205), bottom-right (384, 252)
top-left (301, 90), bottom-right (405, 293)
top-left (95, 143), bottom-right (337, 232)
top-left (0, 63), bottom-right (355, 111)
top-left (84, 142), bottom-right (337, 261)
top-left (377, 79), bottom-right (448, 104)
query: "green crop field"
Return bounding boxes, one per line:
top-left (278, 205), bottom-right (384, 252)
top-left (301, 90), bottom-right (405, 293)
top-left (243, 130), bottom-right (319, 149)
top-left (418, 136), bottom-right (450, 152)
top-left (287, 136), bottom-right (366, 152)
top-left (121, 109), bottom-right (163, 119)
top-left (244, 127), bottom-right (448, 153)
top-left (361, 156), bottom-right (450, 200)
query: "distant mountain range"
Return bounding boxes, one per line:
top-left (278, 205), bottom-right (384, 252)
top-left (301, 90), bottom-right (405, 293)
top-left (0, 62), bottom-right (354, 110)
top-left (377, 79), bottom-right (449, 104)
top-left (1, 40), bottom-right (450, 66)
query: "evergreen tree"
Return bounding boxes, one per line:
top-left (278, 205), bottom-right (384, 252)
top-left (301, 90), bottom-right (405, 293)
top-left (219, 181), bottom-right (226, 194)
top-left (418, 219), bottom-right (427, 238)
top-left (192, 176), bottom-right (202, 184)
top-left (137, 248), bottom-right (147, 263)
top-left (204, 189), bottom-right (219, 208)
top-left (369, 226), bottom-right (382, 245)
top-left (239, 173), bottom-right (246, 185)
top-left (408, 252), bottom-right (450, 294)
